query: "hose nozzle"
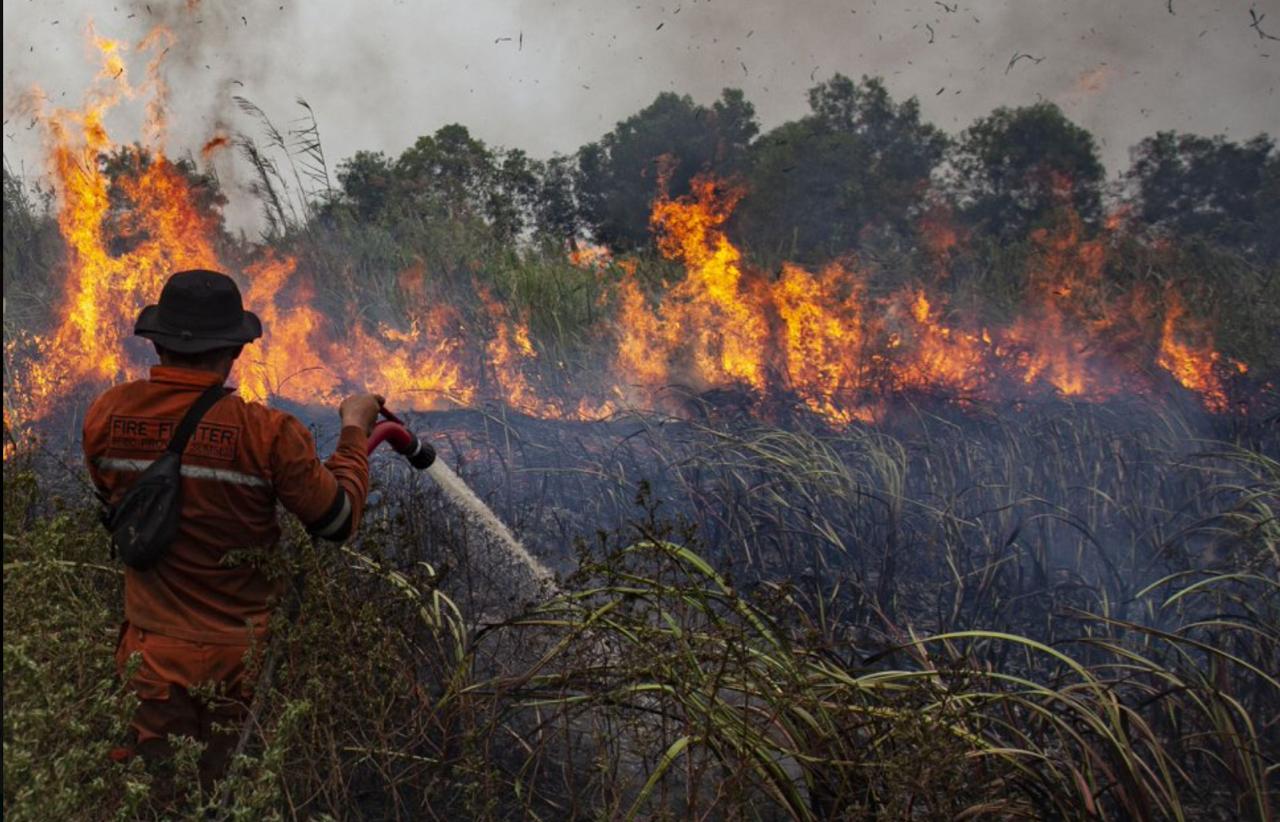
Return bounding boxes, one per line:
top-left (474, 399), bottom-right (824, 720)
top-left (402, 436), bottom-right (436, 470)
top-left (368, 420), bottom-right (436, 470)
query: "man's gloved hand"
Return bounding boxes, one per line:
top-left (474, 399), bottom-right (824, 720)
top-left (338, 393), bottom-right (385, 436)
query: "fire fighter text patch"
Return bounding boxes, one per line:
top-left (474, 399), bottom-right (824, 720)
top-left (109, 416), bottom-right (241, 461)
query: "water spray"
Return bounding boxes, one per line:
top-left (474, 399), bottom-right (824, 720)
top-left (366, 411), bottom-right (555, 589)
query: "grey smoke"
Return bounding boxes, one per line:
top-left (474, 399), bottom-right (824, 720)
top-left (4, 0), bottom-right (1278, 233)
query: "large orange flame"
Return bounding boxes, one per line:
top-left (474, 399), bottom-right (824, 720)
top-left (614, 173), bottom-right (1247, 422)
top-left (648, 176), bottom-right (770, 393)
top-left (11, 24), bottom-right (219, 427)
top-left (3, 23), bottom-right (1251, 451)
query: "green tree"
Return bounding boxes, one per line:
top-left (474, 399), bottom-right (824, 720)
top-left (335, 127), bottom-right (554, 245)
top-left (486, 148), bottom-right (542, 243)
top-left (394, 124), bottom-right (497, 223)
top-left (532, 155), bottom-right (581, 245)
top-left (734, 75), bottom-right (949, 263)
top-left (1125, 131), bottom-right (1278, 260)
top-left (576, 89), bottom-right (758, 250)
top-left (952, 102), bottom-right (1104, 238)
top-left (335, 150), bottom-right (396, 222)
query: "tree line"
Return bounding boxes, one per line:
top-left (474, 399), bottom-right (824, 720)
top-left (325, 74), bottom-right (1279, 264)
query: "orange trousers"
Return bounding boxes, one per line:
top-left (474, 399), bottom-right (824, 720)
top-left (114, 622), bottom-right (263, 787)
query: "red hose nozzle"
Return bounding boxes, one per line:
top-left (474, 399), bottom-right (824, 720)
top-left (368, 420), bottom-right (435, 470)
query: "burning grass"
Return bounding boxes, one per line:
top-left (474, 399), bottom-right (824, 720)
top-left (2, 57), bottom-right (1271, 440)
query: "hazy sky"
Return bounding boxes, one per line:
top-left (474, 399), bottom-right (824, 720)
top-left (4, 0), bottom-right (1278, 230)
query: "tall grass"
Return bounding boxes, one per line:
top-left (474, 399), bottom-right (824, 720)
top-left (5, 395), bottom-right (1275, 819)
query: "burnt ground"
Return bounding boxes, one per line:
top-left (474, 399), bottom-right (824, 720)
top-left (279, 385), bottom-right (1280, 632)
top-left (14, 381), bottom-right (1278, 636)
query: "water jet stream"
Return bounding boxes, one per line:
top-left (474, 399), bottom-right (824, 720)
top-left (424, 459), bottom-right (555, 588)
top-left (369, 419), bottom-right (555, 602)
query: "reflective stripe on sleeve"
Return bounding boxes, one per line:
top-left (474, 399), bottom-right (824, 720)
top-left (308, 490), bottom-right (352, 539)
top-left (94, 457), bottom-right (268, 488)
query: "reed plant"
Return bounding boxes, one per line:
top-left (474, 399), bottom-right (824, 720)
top-left (5, 396), bottom-right (1275, 819)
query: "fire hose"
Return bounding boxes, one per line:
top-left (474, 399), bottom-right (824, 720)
top-left (366, 418), bottom-right (436, 470)
top-left (220, 411), bottom-right (437, 814)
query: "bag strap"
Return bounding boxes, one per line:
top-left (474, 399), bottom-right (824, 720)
top-left (166, 383), bottom-right (231, 457)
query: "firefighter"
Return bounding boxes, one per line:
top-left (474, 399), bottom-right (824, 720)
top-left (82, 268), bottom-right (381, 792)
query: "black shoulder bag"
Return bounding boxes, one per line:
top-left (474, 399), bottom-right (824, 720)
top-left (101, 383), bottom-right (230, 570)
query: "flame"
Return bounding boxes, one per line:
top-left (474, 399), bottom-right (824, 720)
top-left (648, 176), bottom-right (769, 392)
top-left (773, 262), bottom-right (872, 422)
top-left (344, 317), bottom-right (474, 410)
top-left (10, 23), bottom-right (218, 428)
top-left (1157, 292), bottom-right (1237, 414)
top-left (2, 23), bottom-right (1253, 453)
top-left (615, 274), bottom-right (671, 389)
top-left (606, 173), bottom-right (1248, 421)
top-left (916, 203), bottom-right (963, 270)
top-left (237, 254), bottom-right (335, 404)
top-left (998, 211), bottom-right (1140, 399)
top-left (569, 242), bottom-right (613, 270)
top-left (895, 289), bottom-right (991, 396)
top-left (481, 288), bottom-right (560, 417)
top-left (238, 253), bottom-right (473, 410)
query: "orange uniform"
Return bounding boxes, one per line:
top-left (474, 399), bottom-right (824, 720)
top-left (85, 366), bottom-right (369, 644)
top-left (83, 365), bottom-right (370, 771)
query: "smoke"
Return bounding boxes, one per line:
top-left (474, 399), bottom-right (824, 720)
top-left (1072, 65), bottom-right (1115, 95)
top-left (3, 0), bottom-right (1278, 231)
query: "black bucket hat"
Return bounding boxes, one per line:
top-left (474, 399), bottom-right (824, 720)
top-left (134, 269), bottom-right (263, 353)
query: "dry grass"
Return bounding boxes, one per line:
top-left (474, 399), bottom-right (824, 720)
top-left (5, 394), bottom-right (1275, 820)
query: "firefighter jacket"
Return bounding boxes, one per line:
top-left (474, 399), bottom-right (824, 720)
top-left (83, 366), bottom-right (370, 644)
